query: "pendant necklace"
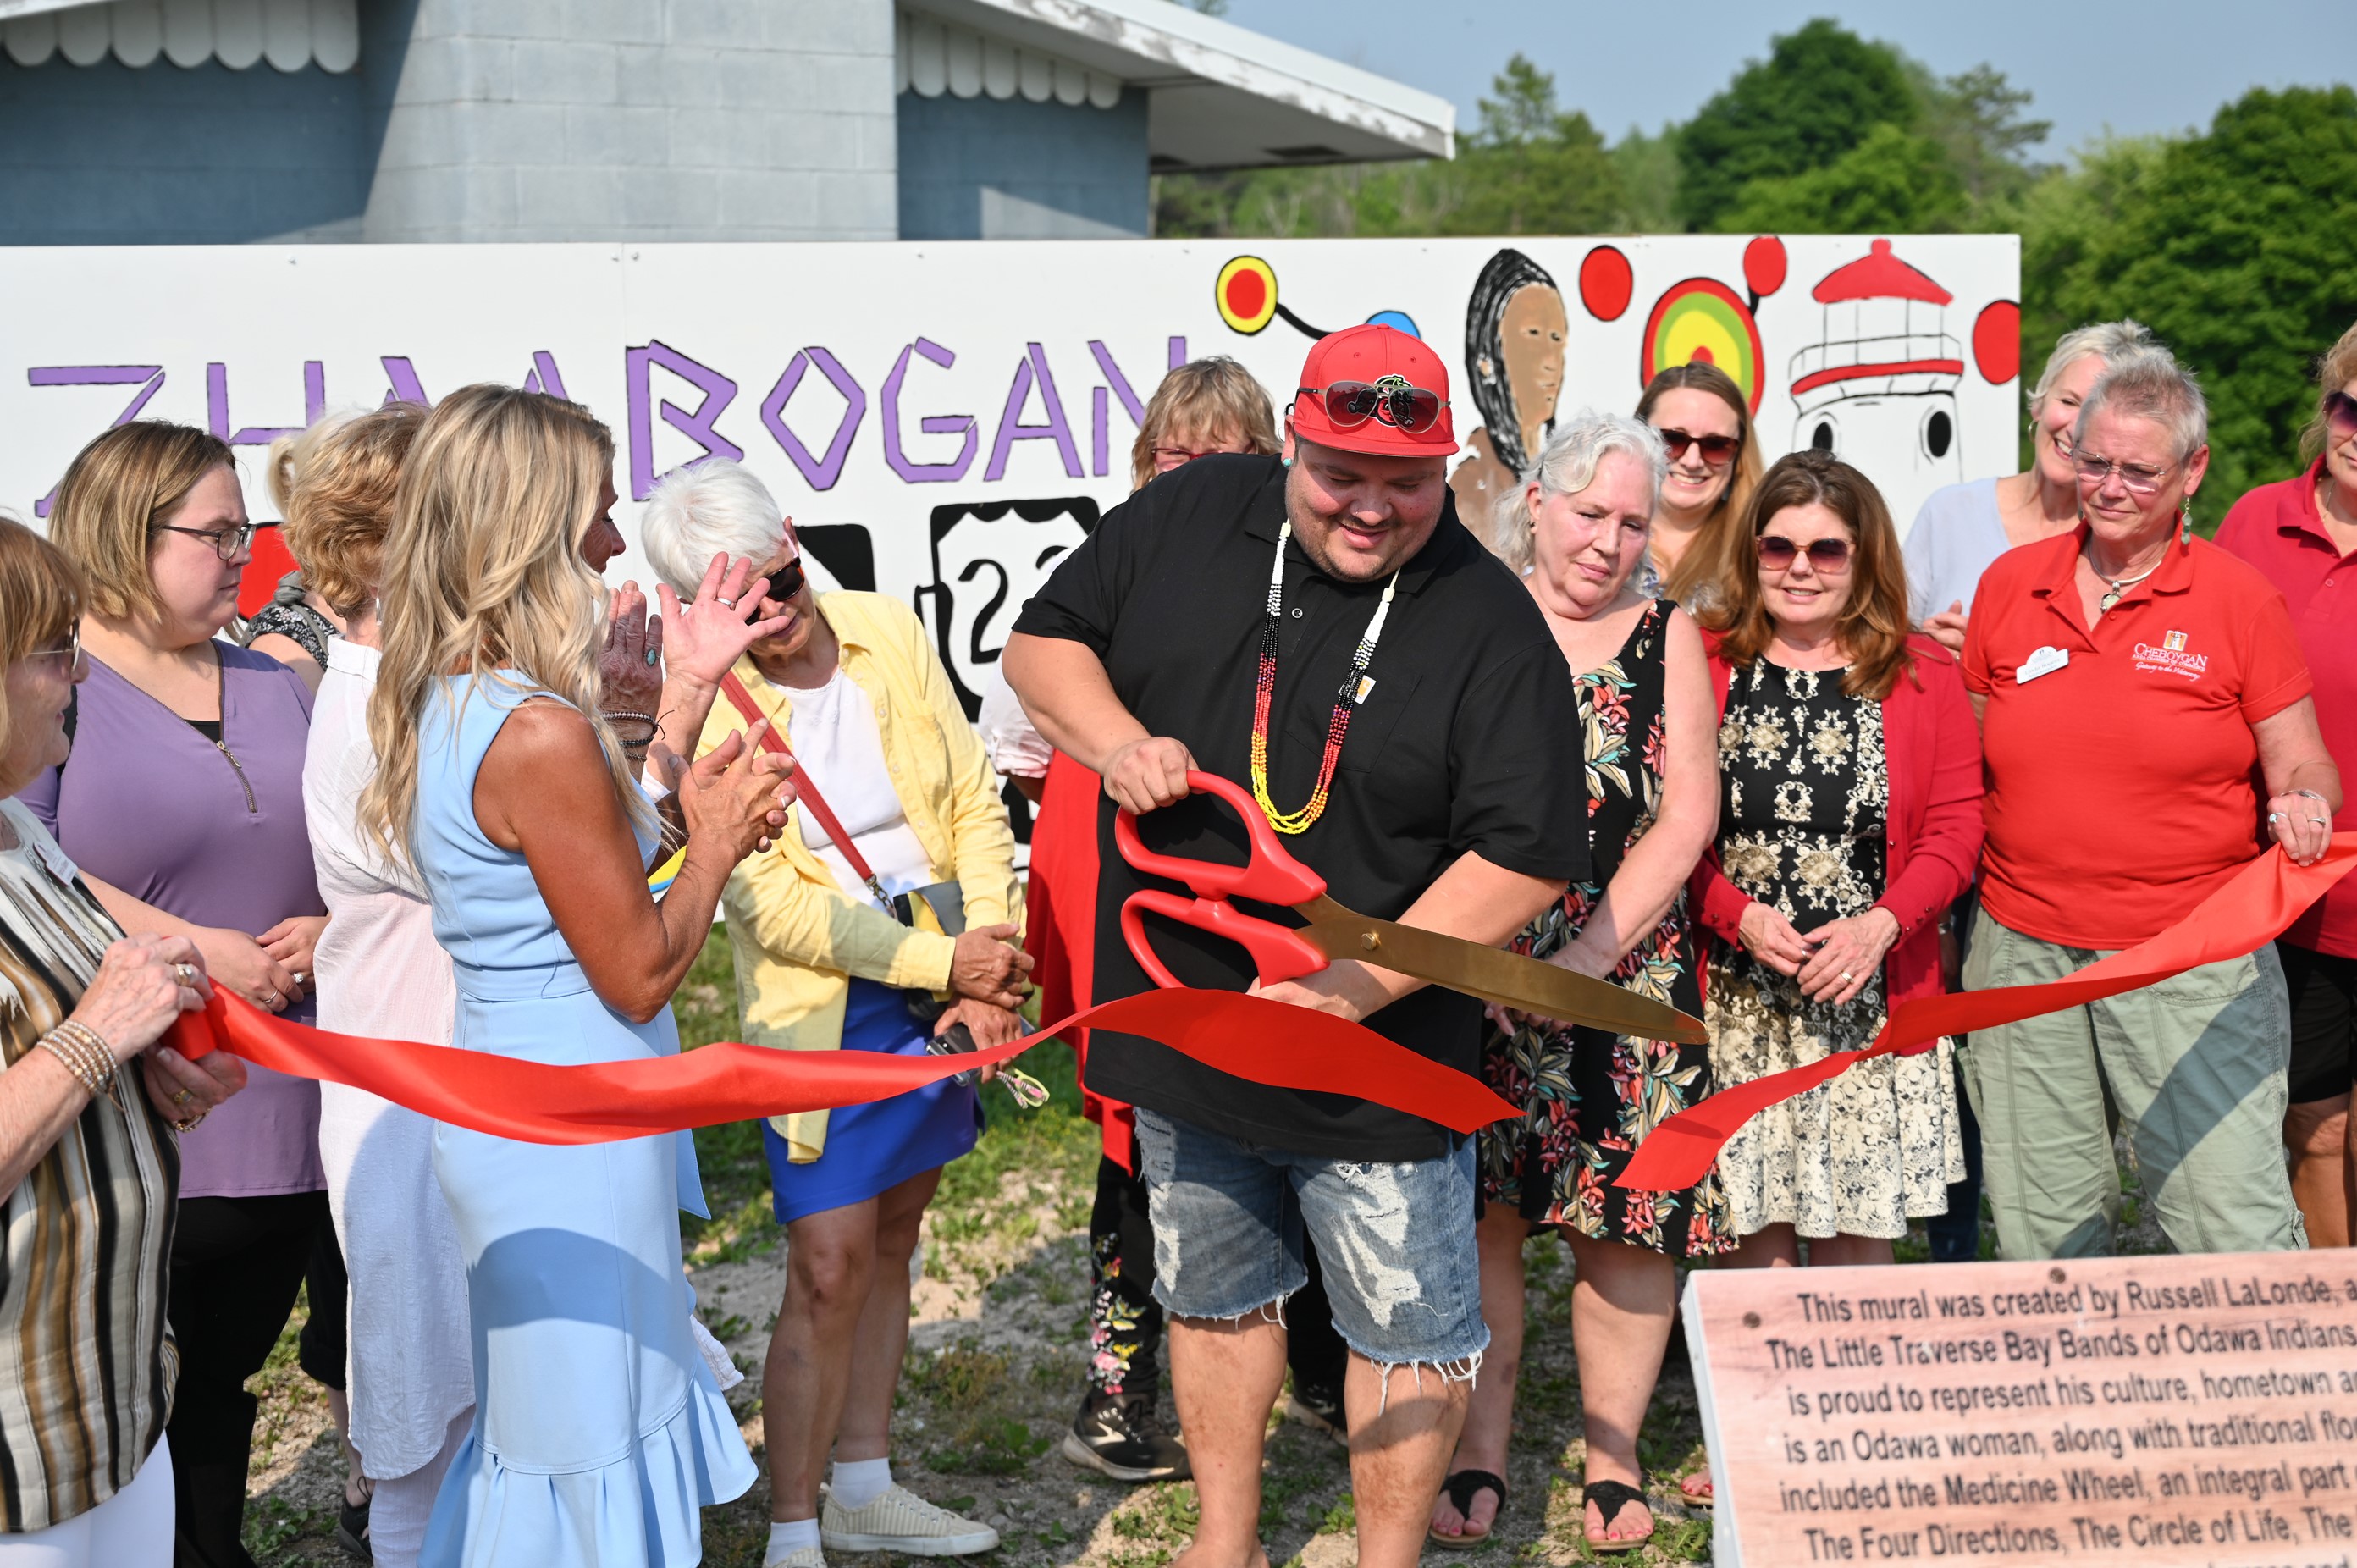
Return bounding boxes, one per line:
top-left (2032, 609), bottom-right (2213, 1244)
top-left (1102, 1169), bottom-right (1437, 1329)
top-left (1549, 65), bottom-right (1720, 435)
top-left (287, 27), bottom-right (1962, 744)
top-left (2095, 560), bottom-right (2161, 613)
top-left (1249, 521), bottom-right (1399, 836)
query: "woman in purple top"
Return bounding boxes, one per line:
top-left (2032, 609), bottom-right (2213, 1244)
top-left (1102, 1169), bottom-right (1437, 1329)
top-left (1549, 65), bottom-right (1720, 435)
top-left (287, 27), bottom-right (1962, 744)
top-left (26, 422), bottom-right (333, 1568)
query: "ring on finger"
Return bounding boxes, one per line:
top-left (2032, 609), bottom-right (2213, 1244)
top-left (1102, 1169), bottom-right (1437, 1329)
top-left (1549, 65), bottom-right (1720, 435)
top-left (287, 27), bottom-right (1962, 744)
top-left (715, 596), bottom-right (737, 610)
top-left (171, 1087), bottom-right (194, 1106)
top-left (172, 963), bottom-right (198, 988)
top-left (643, 647), bottom-right (659, 665)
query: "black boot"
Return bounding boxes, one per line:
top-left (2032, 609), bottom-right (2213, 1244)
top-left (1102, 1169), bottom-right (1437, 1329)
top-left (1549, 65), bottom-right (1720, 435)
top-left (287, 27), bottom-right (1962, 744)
top-left (1061, 1390), bottom-right (1190, 1482)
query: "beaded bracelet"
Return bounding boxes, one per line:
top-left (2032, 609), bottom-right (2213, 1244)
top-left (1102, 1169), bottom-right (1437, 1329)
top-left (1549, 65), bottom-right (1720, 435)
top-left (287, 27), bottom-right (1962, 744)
top-left (36, 1023), bottom-right (113, 1100)
top-left (602, 709), bottom-right (660, 746)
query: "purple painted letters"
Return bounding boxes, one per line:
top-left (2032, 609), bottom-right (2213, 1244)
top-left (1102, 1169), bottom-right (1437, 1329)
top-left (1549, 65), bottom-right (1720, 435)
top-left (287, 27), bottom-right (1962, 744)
top-left (523, 351), bottom-right (569, 400)
top-left (1088, 340), bottom-right (1148, 481)
top-left (761, 348), bottom-right (866, 492)
top-left (985, 344), bottom-right (1082, 483)
top-left (625, 340), bottom-right (745, 500)
top-left (882, 338), bottom-right (977, 483)
top-left (1168, 336), bottom-right (1188, 372)
top-left (27, 366), bottom-right (163, 517)
top-left (206, 362), bottom-right (308, 450)
top-left (381, 357), bottom-right (429, 406)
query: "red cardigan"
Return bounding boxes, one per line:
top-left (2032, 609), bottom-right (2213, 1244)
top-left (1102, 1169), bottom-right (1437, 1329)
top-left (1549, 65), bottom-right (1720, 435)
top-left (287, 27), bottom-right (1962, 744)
top-left (1690, 633), bottom-right (1984, 1010)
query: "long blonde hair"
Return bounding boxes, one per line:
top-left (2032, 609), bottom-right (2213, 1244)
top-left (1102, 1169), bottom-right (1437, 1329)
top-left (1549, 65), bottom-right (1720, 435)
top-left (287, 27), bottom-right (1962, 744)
top-left (1635, 362), bottom-right (1761, 608)
top-left (361, 384), bottom-right (643, 866)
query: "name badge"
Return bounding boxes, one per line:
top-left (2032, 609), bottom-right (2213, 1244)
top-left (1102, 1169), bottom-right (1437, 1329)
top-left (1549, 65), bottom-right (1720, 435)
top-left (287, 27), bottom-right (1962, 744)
top-left (2018, 645), bottom-right (2069, 683)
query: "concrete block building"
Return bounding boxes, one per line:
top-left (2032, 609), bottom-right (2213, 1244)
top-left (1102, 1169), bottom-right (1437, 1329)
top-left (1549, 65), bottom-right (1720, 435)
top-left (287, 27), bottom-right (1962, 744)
top-left (0, 0), bottom-right (1454, 245)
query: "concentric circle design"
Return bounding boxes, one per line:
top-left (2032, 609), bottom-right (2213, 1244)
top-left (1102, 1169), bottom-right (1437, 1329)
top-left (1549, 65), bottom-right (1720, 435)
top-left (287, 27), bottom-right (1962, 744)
top-left (1216, 255), bottom-right (1279, 334)
top-left (1640, 278), bottom-right (1765, 412)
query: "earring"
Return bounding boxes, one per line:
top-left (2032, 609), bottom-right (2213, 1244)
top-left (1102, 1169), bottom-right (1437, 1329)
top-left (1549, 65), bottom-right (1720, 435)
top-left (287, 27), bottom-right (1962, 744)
top-left (2179, 496), bottom-right (2192, 541)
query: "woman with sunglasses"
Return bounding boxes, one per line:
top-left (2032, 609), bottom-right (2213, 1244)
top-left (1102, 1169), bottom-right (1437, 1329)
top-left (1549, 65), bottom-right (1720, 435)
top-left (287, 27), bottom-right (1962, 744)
top-left (1635, 362), bottom-right (1762, 611)
top-left (1430, 412), bottom-right (1729, 1557)
top-left (22, 421), bottom-right (334, 1567)
top-left (1905, 320), bottom-right (2156, 654)
top-left (642, 458), bottom-right (1027, 1568)
top-left (1962, 350), bottom-right (2338, 1261)
top-left (1691, 450), bottom-right (1981, 1271)
top-left (2210, 325), bottom-right (2357, 1251)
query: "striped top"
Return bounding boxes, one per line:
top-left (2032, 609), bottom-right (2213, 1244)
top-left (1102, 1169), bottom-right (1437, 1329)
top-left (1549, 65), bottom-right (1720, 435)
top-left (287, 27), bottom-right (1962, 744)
top-left (0, 797), bottom-right (178, 1532)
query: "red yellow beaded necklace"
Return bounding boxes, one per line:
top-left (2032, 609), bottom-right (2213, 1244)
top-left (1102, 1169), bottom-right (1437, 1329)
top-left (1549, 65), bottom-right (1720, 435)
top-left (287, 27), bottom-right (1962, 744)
top-left (1248, 521), bottom-right (1401, 835)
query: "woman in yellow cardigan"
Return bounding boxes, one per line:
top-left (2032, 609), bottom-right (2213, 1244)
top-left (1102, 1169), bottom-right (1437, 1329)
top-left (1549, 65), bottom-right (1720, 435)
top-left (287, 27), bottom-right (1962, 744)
top-left (643, 461), bottom-right (1031, 1568)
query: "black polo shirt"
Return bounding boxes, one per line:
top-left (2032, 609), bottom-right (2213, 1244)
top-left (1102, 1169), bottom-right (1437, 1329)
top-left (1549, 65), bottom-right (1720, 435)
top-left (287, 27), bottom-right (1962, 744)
top-left (1012, 453), bottom-right (1587, 1161)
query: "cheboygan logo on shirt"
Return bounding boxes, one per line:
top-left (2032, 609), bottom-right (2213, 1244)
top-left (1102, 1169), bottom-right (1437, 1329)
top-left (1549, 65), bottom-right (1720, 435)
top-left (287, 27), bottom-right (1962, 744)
top-left (2132, 629), bottom-right (2207, 681)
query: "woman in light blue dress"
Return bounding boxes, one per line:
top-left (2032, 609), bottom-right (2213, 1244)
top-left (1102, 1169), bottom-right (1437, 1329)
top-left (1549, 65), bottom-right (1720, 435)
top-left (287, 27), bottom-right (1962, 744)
top-left (362, 384), bottom-right (796, 1566)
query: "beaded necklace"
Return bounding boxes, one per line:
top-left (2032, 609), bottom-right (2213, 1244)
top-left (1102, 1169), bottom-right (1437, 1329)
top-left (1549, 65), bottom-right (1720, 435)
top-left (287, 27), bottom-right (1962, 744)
top-left (1249, 521), bottom-right (1400, 835)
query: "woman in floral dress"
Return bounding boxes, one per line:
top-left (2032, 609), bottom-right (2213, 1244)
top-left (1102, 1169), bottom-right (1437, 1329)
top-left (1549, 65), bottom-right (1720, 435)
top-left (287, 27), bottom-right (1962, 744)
top-left (1690, 450), bottom-right (1982, 1263)
top-left (1432, 413), bottom-right (1726, 1558)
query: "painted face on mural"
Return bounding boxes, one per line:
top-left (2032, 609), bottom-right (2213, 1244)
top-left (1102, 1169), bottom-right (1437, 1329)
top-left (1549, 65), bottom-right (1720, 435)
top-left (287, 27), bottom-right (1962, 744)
top-left (1499, 283), bottom-right (1567, 456)
top-left (148, 464), bottom-right (251, 641)
top-left (1282, 430), bottom-right (1449, 582)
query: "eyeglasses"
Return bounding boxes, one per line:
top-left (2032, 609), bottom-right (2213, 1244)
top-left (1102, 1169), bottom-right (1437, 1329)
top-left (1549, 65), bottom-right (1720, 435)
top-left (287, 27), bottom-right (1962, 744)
top-left (153, 521), bottom-right (266, 561)
top-left (1297, 378), bottom-right (1447, 435)
top-left (1656, 427), bottom-right (1741, 465)
top-left (21, 626), bottom-right (81, 676)
top-left (2072, 451), bottom-right (2177, 496)
top-left (2325, 389), bottom-right (2357, 442)
top-left (1758, 534), bottom-right (1853, 572)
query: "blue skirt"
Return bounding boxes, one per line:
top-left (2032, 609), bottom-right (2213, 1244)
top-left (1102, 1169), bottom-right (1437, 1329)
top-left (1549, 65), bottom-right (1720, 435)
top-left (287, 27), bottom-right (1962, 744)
top-left (764, 978), bottom-right (980, 1224)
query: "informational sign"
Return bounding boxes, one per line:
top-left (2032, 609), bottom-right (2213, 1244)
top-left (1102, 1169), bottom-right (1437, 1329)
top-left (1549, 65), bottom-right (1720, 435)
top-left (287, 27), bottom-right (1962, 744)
top-left (0, 235), bottom-right (2018, 726)
top-left (1686, 1253), bottom-right (2357, 1568)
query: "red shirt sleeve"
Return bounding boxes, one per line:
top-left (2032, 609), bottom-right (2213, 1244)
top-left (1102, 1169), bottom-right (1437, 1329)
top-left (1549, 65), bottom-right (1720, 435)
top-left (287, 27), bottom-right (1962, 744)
top-left (2238, 584), bottom-right (2313, 725)
top-left (1961, 579), bottom-right (1996, 695)
top-left (1874, 658), bottom-right (1985, 941)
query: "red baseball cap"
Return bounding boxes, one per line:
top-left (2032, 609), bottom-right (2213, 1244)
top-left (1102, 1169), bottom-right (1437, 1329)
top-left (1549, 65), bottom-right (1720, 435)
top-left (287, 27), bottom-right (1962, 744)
top-left (1289, 324), bottom-right (1457, 457)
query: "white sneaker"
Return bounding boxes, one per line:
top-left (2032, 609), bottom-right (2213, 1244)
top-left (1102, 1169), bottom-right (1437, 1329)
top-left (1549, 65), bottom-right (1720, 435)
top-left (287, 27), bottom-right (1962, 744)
top-left (820, 1483), bottom-right (1000, 1556)
top-left (765, 1547), bottom-right (826, 1568)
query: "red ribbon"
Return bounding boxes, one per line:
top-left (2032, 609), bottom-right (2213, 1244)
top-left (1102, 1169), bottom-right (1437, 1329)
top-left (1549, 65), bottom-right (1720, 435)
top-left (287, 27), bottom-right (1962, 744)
top-left (168, 986), bottom-right (1518, 1145)
top-left (1617, 837), bottom-right (2357, 1192)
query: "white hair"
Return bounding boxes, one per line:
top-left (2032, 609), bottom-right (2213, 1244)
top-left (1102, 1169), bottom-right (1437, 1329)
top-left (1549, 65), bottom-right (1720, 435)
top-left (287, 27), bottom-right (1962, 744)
top-left (1486, 409), bottom-right (1668, 574)
top-left (2029, 319), bottom-right (2155, 418)
top-left (2076, 348), bottom-right (2209, 461)
top-left (639, 459), bottom-right (787, 598)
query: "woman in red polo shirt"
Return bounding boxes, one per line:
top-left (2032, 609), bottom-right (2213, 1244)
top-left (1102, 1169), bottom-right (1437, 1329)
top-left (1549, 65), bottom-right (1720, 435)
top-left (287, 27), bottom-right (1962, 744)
top-left (2216, 318), bottom-right (2357, 1248)
top-left (1690, 450), bottom-right (1984, 1267)
top-left (1962, 348), bottom-right (2341, 1262)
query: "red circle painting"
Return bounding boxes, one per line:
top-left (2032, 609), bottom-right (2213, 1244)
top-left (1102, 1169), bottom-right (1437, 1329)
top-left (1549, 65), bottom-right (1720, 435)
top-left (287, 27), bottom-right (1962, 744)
top-left (1742, 235), bottom-right (1788, 298)
top-left (1577, 245), bottom-right (1633, 321)
top-left (1973, 300), bottom-right (2023, 384)
top-left (1216, 256), bottom-right (1279, 334)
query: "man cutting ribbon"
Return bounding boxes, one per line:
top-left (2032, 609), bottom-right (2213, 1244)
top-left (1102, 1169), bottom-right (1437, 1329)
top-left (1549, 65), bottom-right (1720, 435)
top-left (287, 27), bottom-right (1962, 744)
top-left (1004, 325), bottom-right (1588, 1568)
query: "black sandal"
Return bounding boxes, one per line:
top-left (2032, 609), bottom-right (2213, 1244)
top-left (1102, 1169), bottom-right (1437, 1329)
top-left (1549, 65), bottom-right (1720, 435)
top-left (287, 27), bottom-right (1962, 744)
top-left (1429, 1468), bottom-right (1507, 1549)
top-left (1582, 1477), bottom-right (1654, 1554)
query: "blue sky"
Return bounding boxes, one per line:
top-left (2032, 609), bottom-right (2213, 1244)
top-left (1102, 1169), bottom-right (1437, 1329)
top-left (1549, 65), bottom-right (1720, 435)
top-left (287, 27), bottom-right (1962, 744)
top-left (1216, 0), bottom-right (2357, 157)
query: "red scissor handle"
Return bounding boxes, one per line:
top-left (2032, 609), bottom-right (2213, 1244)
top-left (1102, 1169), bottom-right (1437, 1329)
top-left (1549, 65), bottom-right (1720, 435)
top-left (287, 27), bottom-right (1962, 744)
top-left (1119, 889), bottom-right (1330, 991)
top-left (1112, 770), bottom-right (1328, 906)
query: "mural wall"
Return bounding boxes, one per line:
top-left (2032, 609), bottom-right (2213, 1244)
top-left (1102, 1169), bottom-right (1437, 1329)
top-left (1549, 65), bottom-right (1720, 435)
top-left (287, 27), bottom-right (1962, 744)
top-left (1, 235), bottom-right (2020, 727)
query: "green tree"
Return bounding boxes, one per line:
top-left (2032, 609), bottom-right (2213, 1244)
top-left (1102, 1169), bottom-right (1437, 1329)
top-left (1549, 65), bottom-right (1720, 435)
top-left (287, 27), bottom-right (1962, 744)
top-left (1674, 18), bottom-right (1917, 229)
top-left (1723, 122), bottom-right (1969, 234)
top-left (1913, 62), bottom-right (2053, 214)
top-left (2023, 86), bottom-right (2357, 524)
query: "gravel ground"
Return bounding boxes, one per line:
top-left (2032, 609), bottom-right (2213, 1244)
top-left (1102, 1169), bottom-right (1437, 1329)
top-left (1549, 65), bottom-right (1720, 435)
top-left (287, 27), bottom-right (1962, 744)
top-left (240, 941), bottom-right (2167, 1565)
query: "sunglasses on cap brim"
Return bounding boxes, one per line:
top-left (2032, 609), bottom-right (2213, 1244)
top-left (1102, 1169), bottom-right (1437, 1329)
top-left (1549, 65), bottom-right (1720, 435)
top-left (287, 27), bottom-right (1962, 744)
top-left (1297, 379), bottom-right (1448, 436)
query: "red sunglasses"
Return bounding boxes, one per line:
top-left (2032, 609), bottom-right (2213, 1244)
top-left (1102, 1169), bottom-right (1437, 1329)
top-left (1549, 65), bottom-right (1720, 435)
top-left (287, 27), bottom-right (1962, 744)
top-left (1298, 377), bottom-right (1447, 434)
top-left (1656, 427), bottom-right (1742, 465)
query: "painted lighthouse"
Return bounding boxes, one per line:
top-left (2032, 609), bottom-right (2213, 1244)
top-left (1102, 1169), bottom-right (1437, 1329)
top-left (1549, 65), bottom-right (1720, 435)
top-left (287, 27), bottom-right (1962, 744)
top-left (1786, 238), bottom-right (1965, 538)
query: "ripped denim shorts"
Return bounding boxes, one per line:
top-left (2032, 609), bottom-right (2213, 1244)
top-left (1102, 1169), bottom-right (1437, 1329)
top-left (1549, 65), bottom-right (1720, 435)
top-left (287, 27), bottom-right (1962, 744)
top-left (1132, 1107), bottom-right (1487, 1372)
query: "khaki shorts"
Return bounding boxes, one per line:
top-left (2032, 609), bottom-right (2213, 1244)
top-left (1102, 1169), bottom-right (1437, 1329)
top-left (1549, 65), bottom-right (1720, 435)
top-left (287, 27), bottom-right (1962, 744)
top-left (1960, 910), bottom-right (2303, 1258)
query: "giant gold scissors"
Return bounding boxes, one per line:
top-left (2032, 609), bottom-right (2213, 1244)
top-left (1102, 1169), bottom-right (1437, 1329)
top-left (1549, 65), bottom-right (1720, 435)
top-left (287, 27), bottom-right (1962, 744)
top-left (1115, 771), bottom-right (1708, 1043)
